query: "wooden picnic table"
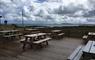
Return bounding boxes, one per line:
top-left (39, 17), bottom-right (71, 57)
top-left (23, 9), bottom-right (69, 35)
top-left (22, 33), bottom-right (47, 50)
top-left (0, 30), bottom-right (19, 35)
top-left (88, 32), bottom-right (95, 40)
top-left (0, 30), bottom-right (19, 33)
top-left (82, 41), bottom-right (95, 60)
top-left (88, 32), bottom-right (95, 36)
top-left (0, 30), bottom-right (22, 40)
top-left (51, 30), bottom-right (64, 39)
top-left (3, 33), bottom-right (22, 38)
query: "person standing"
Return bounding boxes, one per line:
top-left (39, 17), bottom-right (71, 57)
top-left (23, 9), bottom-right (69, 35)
top-left (4, 20), bottom-right (8, 25)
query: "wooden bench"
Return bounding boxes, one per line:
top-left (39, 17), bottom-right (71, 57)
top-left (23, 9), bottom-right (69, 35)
top-left (67, 45), bottom-right (83, 60)
top-left (54, 33), bottom-right (64, 39)
top-left (20, 38), bottom-right (26, 43)
top-left (58, 33), bottom-right (64, 36)
top-left (83, 35), bottom-right (88, 39)
top-left (20, 38), bottom-right (33, 50)
top-left (20, 38), bottom-right (32, 44)
top-left (33, 37), bottom-right (51, 45)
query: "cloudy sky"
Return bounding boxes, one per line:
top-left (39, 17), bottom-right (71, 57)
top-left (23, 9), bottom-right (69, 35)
top-left (0, 0), bottom-right (95, 25)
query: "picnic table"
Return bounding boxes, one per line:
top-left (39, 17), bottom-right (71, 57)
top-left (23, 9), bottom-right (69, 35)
top-left (88, 32), bottom-right (95, 40)
top-left (88, 32), bottom-right (95, 36)
top-left (21, 33), bottom-right (51, 50)
top-left (51, 30), bottom-right (64, 39)
top-left (82, 32), bottom-right (95, 44)
top-left (0, 30), bottom-right (22, 40)
top-left (82, 41), bottom-right (95, 60)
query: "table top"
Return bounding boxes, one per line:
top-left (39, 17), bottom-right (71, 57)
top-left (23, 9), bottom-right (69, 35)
top-left (3, 33), bottom-right (22, 37)
top-left (25, 29), bottom-right (37, 31)
top-left (51, 30), bottom-right (61, 33)
top-left (83, 41), bottom-right (95, 54)
top-left (0, 30), bottom-right (19, 33)
top-left (88, 32), bottom-right (95, 36)
top-left (24, 33), bottom-right (46, 38)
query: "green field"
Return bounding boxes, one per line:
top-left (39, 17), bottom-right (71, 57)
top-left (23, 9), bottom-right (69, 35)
top-left (0, 24), bottom-right (95, 38)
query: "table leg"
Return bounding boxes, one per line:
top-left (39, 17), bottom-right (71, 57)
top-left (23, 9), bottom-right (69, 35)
top-left (22, 37), bottom-right (28, 50)
top-left (22, 43), bottom-right (26, 50)
top-left (46, 41), bottom-right (48, 45)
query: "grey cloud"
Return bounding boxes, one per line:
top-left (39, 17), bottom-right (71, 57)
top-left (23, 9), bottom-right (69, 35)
top-left (83, 10), bottom-right (95, 17)
top-left (53, 3), bottom-right (85, 15)
top-left (87, 18), bottom-right (95, 22)
top-left (0, 0), bottom-right (95, 25)
top-left (88, 0), bottom-right (95, 8)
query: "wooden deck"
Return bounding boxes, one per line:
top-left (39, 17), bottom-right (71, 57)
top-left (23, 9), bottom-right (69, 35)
top-left (0, 37), bottom-right (82, 60)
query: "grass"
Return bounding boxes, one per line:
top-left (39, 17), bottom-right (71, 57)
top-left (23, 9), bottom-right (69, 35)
top-left (0, 24), bottom-right (95, 38)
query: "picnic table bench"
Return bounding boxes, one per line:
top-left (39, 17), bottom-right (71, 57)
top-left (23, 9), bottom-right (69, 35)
top-left (33, 37), bottom-right (51, 45)
top-left (58, 33), bottom-right (64, 36)
top-left (58, 33), bottom-right (64, 38)
top-left (67, 45), bottom-right (83, 60)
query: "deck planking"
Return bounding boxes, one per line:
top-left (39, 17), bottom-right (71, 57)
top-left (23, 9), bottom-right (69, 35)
top-left (0, 37), bottom-right (82, 60)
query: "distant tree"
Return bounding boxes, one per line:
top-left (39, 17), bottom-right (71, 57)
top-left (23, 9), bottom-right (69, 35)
top-left (4, 20), bottom-right (8, 25)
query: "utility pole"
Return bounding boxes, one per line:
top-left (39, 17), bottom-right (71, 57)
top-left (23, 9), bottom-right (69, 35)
top-left (22, 9), bottom-right (24, 27)
top-left (21, 9), bottom-right (25, 30)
